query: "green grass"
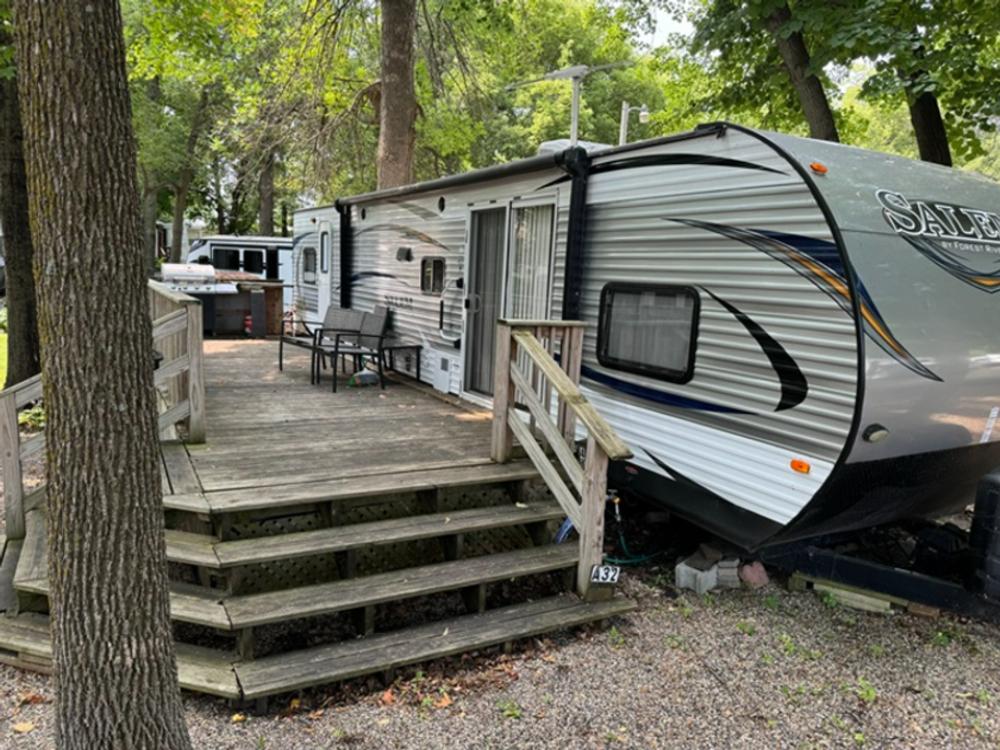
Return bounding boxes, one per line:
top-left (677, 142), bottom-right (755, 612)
top-left (0, 333), bottom-right (7, 386)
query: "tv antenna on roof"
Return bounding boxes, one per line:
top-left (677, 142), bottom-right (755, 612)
top-left (506, 62), bottom-right (631, 146)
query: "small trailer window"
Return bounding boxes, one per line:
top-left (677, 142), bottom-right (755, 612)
top-left (243, 250), bottom-right (264, 274)
top-left (320, 231), bottom-right (330, 273)
top-left (302, 247), bottom-right (317, 284)
top-left (421, 257), bottom-right (446, 295)
top-left (597, 283), bottom-right (699, 383)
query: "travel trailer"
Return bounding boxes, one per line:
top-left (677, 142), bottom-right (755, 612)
top-left (291, 122), bottom-right (1000, 551)
top-left (187, 235), bottom-right (294, 309)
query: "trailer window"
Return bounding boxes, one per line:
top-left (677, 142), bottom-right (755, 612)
top-left (265, 249), bottom-right (279, 280)
top-left (243, 250), bottom-right (264, 274)
top-left (597, 283), bottom-right (699, 383)
top-left (320, 231), bottom-right (330, 273)
top-left (421, 257), bottom-right (446, 295)
top-left (212, 247), bottom-right (240, 271)
top-left (302, 247), bottom-right (317, 284)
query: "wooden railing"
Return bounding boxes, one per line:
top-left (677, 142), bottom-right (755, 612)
top-left (148, 280), bottom-right (206, 444)
top-left (491, 319), bottom-right (632, 599)
top-left (0, 374), bottom-right (43, 540)
top-left (0, 282), bottom-right (206, 544)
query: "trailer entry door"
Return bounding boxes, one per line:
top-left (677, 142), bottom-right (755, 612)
top-left (464, 207), bottom-right (507, 396)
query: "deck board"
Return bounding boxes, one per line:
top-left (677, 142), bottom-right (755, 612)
top-left (186, 340), bottom-right (514, 495)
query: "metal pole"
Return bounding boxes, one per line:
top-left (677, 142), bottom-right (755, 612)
top-left (619, 101), bottom-right (630, 146)
top-left (570, 76), bottom-right (581, 146)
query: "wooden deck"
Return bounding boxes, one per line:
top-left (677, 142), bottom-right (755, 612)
top-left (179, 339), bottom-right (498, 494)
top-left (0, 336), bottom-right (636, 703)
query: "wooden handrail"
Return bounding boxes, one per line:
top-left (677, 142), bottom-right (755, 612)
top-left (491, 319), bottom-right (633, 600)
top-left (147, 279), bottom-right (202, 306)
top-left (511, 330), bottom-right (631, 461)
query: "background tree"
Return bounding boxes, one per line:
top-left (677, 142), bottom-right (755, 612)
top-left (0, 14), bottom-right (39, 387)
top-left (377, 0), bottom-right (418, 188)
top-left (12, 0), bottom-right (192, 745)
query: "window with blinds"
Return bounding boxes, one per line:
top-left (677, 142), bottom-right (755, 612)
top-left (421, 257), bottom-right (446, 294)
top-left (302, 247), bottom-right (317, 284)
top-left (597, 283), bottom-right (699, 383)
top-left (506, 203), bottom-right (555, 319)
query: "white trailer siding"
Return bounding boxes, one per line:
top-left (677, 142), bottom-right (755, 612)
top-left (577, 131), bottom-right (858, 524)
top-left (345, 172), bottom-right (571, 393)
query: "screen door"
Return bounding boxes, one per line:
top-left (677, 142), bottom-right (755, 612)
top-left (464, 207), bottom-right (507, 395)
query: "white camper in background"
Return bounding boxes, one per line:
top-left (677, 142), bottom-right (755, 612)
top-left (187, 235), bottom-right (294, 310)
top-left (292, 122), bottom-right (1000, 551)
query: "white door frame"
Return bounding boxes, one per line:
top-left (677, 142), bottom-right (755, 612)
top-left (316, 220), bottom-right (334, 320)
top-left (460, 204), bottom-right (509, 405)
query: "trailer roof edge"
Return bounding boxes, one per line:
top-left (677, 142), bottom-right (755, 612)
top-left (302, 123), bottom-right (731, 213)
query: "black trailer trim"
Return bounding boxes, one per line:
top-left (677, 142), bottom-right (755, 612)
top-left (760, 543), bottom-right (1000, 624)
top-left (332, 152), bottom-right (570, 208)
top-left (335, 201), bottom-right (352, 309)
top-left (558, 147), bottom-right (591, 319)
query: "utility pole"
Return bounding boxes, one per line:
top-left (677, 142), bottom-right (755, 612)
top-left (618, 101), bottom-right (649, 146)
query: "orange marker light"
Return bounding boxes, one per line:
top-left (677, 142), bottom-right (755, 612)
top-left (809, 161), bottom-right (828, 175)
top-left (790, 459), bottom-right (811, 474)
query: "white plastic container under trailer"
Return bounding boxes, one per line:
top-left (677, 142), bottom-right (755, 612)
top-left (291, 122), bottom-right (1000, 552)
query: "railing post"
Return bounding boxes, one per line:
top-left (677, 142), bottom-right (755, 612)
top-left (185, 301), bottom-right (206, 443)
top-left (491, 322), bottom-right (515, 463)
top-left (577, 435), bottom-right (609, 601)
top-left (0, 392), bottom-right (25, 539)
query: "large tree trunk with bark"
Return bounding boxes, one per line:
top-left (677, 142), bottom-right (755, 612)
top-left (258, 150), bottom-right (275, 236)
top-left (766, 3), bottom-right (840, 142)
top-left (377, 0), bottom-right (418, 189)
top-left (907, 78), bottom-right (952, 167)
top-left (0, 43), bottom-right (40, 387)
top-left (12, 2), bottom-right (193, 748)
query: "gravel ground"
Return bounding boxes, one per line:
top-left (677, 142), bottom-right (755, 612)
top-left (3, 440), bottom-right (999, 747)
top-left (2, 567), bottom-right (1000, 750)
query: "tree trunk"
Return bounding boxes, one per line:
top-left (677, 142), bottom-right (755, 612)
top-left (170, 88), bottom-right (211, 262)
top-left (907, 81), bottom-right (952, 167)
top-left (0, 43), bottom-right (41, 387)
top-left (12, 2), bottom-right (193, 748)
top-left (141, 182), bottom-right (160, 272)
top-left (765, 3), bottom-right (839, 142)
top-left (258, 150), bottom-right (274, 236)
top-left (169, 177), bottom-right (191, 263)
top-left (212, 158), bottom-right (226, 233)
top-left (377, 0), bottom-right (418, 188)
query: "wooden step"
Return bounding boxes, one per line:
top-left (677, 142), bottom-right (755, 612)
top-left (236, 594), bottom-right (636, 699)
top-left (14, 574), bottom-right (231, 630)
top-left (163, 459), bottom-right (539, 514)
top-left (224, 544), bottom-right (578, 629)
top-left (0, 594), bottom-right (635, 700)
top-left (16, 544), bottom-right (578, 631)
top-left (165, 501), bottom-right (565, 568)
top-left (0, 611), bottom-right (240, 699)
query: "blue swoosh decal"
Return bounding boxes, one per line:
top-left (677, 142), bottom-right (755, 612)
top-left (581, 364), bottom-right (747, 414)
